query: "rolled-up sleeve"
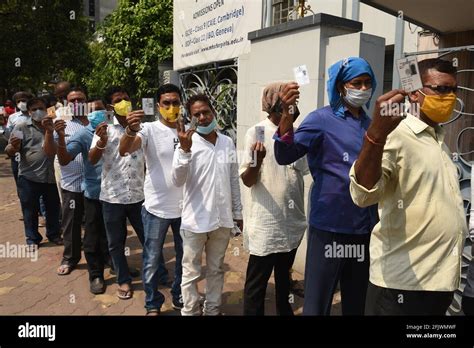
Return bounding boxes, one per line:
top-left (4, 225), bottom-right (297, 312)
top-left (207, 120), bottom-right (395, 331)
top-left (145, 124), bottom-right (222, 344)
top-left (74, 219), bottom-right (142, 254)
top-left (349, 144), bottom-right (397, 207)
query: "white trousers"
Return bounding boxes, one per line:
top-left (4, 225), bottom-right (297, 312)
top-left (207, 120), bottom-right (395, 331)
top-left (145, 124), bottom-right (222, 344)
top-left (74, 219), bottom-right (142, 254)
top-left (180, 227), bottom-right (230, 316)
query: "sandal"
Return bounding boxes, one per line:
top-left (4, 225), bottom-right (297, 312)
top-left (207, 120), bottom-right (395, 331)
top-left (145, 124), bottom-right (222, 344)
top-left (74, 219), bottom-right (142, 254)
top-left (117, 284), bottom-right (133, 300)
top-left (57, 264), bottom-right (74, 276)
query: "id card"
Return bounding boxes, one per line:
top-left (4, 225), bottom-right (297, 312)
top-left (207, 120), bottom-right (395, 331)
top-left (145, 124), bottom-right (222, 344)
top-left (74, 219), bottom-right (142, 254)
top-left (294, 65), bottom-right (310, 86)
top-left (396, 56), bottom-right (423, 92)
top-left (142, 98), bottom-right (155, 115)
top-left (255, 126), bottom-right (265, 143)
top-left (105, 111), bottom-right (115, 125)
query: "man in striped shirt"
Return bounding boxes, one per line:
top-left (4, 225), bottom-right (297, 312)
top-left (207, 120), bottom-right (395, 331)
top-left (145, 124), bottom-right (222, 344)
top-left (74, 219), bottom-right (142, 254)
top-left (43, 87), bottom-right (89, 275)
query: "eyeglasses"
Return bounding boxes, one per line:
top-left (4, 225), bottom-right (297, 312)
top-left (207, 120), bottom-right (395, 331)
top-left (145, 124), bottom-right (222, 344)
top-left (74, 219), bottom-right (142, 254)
top-left (422, 85), bottom-right (457, 94)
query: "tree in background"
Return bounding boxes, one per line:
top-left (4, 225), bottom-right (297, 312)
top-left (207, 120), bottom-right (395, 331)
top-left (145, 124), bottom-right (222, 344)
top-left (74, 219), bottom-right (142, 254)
top-left (84, 0), bottom-right (173, 102)
top-left (0, 0), bottom-right (92, 96)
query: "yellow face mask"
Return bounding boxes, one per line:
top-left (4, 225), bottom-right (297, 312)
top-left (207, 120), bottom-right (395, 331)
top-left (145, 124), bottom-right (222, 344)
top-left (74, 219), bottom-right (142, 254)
top-left (419, 91), bottom-right (456, 123)
top-left (113, 100), bottom-right (132, 117)
top-left (160, 106), bottom-right (180, 122)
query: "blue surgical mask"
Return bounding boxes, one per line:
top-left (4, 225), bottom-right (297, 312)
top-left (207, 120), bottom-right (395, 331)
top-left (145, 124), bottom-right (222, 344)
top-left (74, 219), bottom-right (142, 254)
top-left (87, 110), bottom-right (106, 129)
top-left (343, 87), bottom-right (372, 108)
top-left (196, 117), bottom-right (217, 135)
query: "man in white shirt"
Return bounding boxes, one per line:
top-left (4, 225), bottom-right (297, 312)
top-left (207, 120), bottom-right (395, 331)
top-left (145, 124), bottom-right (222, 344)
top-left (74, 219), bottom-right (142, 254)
top-left (172, 94), bottom-right (243, 316)
top-left (119, 84), bottom-right (184, 315)
top-left (240, 82), bottom-right (309, 315)
top-left (89, 86), bottom-right (145, 300)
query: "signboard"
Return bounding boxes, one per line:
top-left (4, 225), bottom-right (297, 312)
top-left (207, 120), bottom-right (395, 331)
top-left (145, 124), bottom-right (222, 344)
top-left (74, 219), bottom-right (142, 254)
top-left (173, 0), bottom-right (262, 70)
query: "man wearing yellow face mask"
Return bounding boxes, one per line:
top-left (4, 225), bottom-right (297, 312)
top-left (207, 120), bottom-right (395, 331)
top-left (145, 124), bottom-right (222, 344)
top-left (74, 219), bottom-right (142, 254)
top-left (119, 83), bottom-right (185, 315)
top-left (89, 86), bottom-right (146, 301)
top-left (349, 58), bottom-right (467, 315)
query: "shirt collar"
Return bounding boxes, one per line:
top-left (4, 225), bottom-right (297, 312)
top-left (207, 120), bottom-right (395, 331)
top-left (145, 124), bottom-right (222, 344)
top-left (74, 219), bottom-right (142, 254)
top-left (403, 113), bottom-right (445, 141)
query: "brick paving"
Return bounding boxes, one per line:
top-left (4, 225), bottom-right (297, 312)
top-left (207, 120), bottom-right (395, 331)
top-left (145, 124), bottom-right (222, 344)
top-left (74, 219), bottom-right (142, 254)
top-left (0, 155), bottom-right (341, 315)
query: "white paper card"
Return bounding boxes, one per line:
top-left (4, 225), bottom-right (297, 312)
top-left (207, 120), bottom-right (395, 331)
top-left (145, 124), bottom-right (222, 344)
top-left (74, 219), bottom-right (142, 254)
top-left (255, 126), bottom-right (265, 143)
top-left (396, 56), bottom-right (423, 92)
top-left (105, 111), bottom-right (115, 125)
top-left (294, 65), bottom-right (310, 85)
top-left (142, 98), bottom-right (155, 115)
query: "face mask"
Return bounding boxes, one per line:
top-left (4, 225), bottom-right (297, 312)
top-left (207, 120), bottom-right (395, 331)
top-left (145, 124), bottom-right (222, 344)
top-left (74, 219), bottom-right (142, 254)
top-left (17, 101), bottom-right (27, 112)
top-left (196, 117), bottom-right (217, 135)
top-left (342, 87), bottom-right (372, 108)
top-left (31, 110), bottom-right (47, 122)
top-left (418, 91), bottom-right (456, 123)
top-left (113, 100), bottom-right (132, 117)
top-left (88, 110), bottom-right (106, 129)
top-left (160, 106), bottom-right (180, 122)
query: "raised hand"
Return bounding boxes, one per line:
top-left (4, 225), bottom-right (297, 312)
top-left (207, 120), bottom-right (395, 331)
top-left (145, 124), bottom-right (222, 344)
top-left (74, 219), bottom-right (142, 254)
top-left (53, 119), bottom-right (67, 137)
top-left (251, 141), bottom-right (266, 166)
top-left (126, 110), bottom-right (145, 132)
top-left (278, 82), bottom-right (300, 134)
top-left (176, 117), bottom-right (194, 152)
top-left (95, 123), bottom-right (108, 144)
top-left (367, 89), bottom-right (407, 143)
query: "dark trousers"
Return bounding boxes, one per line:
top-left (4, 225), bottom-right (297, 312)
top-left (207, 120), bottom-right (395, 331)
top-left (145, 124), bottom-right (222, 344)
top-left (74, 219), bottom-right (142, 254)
top-left (17, 176), bottom-right (61, 245)
top-left (303, 227), bottom-right (370, 316)
top-left (83, 197), bottom-right (109, 281)
top-left (462, 295), bottom-right (474, 316)
top-left (243, 248), bottom-right (297, 316)
top-left (101, 200), bottom-right (144, 285)
top-left (366, 281), bottom-right (454, 315)
top-left (60, 189), bottom-right (85, 266)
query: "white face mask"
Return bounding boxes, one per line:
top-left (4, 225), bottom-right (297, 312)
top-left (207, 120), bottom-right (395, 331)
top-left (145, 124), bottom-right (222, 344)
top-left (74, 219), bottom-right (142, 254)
top-left (17, 101), bottom-right (27, 112)
top-left (31, 109), bottom-right (47, 122)
top-left (343, 87), bottom-right (372, 108)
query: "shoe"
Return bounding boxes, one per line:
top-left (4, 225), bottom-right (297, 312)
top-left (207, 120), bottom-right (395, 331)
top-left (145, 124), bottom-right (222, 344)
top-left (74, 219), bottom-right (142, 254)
top-left (172, 297), bottom-right (184, 310)
top-left (38, 217), bottom-right (46, 227)
top-left (90, 278), bottom-right (106, 294)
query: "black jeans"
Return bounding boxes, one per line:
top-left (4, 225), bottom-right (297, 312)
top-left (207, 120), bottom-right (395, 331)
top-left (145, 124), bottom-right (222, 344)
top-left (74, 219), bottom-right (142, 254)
top-left (60, 189), bottom-right (85, 266)
top-left (83, 197), bottom-right (109, 281)
top-left (365, 282), bottom-right (454, 315)
top-left (243, 248), bottom-right (297, 316)
top-left (462, 295), bottom-right (474, 316)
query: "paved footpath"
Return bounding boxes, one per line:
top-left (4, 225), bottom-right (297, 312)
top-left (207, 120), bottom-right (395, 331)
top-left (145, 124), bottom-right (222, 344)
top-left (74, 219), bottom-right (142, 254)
top-left (0, 155), bottom-right (341, 316)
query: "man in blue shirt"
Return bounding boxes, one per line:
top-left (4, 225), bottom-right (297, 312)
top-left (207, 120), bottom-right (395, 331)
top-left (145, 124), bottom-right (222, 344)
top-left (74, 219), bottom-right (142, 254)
top-left (54, 98), bottom-right (110, 294)
top-left (273, 57), bottom-right (378, 315)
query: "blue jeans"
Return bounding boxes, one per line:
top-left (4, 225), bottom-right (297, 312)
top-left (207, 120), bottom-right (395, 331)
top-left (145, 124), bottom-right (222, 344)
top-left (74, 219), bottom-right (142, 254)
top-left (142, 207), bottom-right (183, 310)
top-left (101, 200), bottom-right (145, 285)
top-left (17, 176), bottom-right (61, 245)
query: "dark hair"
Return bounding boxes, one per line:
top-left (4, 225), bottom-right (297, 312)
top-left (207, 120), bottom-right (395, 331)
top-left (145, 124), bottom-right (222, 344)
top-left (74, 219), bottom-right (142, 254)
top-left (67, 86), bottom-right (88, 99)
top-left (418, 58), bottom-right (457, 81)
top-left (157, 84), bottom-right (181, 103)
top-left (12, 91), bottom-right (33, 103)
top-left (42, 94), bottom-right (58, 107)
top-left (185, 94), bottom-right (213, 115)
top-left (104, 86), bottom-right (129, 105)
top-left (88, 96), bottom-right (106, 105)
top-left (26, 97), bottom-right (48, 110)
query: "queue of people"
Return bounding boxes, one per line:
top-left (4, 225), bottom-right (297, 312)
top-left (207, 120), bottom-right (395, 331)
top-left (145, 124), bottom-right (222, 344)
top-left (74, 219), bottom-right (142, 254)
top-left (3, 56), bottom-right (473, 316)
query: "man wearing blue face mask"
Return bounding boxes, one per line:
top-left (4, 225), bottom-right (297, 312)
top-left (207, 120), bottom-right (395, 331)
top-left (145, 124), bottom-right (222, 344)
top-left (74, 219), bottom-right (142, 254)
top-left (43, 87), bottom-right (90, 276)
top-left (5, 97), bottom-right (62, 247)
top-left (50, 98), bottom-right (111, 294)
top-left (273, 57), bottom-right (379, 315)
top-left (172, 94), bottom-right (243, 316)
